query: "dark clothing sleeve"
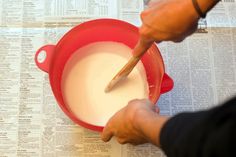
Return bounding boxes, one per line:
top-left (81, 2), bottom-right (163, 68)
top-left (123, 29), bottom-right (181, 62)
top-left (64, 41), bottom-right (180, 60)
top-left (160, 97), bottom-right (236, 157)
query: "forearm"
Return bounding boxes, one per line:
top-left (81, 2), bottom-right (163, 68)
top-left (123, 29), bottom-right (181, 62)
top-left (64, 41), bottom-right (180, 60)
top-left (160, 97), bottom-right (236, 157)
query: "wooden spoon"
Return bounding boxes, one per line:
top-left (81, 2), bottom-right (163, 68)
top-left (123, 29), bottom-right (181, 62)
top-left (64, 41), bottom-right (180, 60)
top-left (105, 37), bottom-right (153, 92)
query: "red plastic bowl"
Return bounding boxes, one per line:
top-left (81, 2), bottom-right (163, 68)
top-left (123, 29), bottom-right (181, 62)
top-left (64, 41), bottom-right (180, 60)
top-left (35, 18), bottom-right (174, 132)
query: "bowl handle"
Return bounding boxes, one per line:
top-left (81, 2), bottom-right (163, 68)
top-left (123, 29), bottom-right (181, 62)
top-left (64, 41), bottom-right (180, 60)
top-left (160, 73), bottom-right (174, 94)
top-left (35, 45), bottom-right (55, 73)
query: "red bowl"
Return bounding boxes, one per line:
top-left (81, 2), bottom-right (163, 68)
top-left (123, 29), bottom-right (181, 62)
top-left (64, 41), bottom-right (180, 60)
top-left (35, 18), bottom-right (174, 132)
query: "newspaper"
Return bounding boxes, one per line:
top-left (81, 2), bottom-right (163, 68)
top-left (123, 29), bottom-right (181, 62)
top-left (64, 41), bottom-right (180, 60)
top-left (0, 0), bottom-right (235, 157)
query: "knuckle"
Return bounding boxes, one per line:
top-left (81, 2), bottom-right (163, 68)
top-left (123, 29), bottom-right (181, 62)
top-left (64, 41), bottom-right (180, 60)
top-left (141, 99), bottom-right (151, 104)
top-left (101, 134), bottom-right (108, 142)
top-left (173, 37), bottom-right (185, 43)
top-left (140, 10), bottom-right (148, 20)
top-left (101, 137), bottom-right (108, 142)
top-left (101, 131), bottom-right (112, 142)
top-left (129, 99), bottom-right (139, 104)
top-left (139, 25), bottom-right (151, 39)
top-left (117, 138), bottom-right (127, 144)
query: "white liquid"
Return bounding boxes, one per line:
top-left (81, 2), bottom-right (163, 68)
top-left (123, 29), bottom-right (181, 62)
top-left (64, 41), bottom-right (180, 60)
top-left (62, 42), bottom-right (149, 126)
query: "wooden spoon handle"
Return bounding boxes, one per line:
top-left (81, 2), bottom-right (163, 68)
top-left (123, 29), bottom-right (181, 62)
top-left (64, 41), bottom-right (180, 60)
top-left (105, 37), bottom-right (153, 92)
top-left (133, 37), bottom-right (153, 58)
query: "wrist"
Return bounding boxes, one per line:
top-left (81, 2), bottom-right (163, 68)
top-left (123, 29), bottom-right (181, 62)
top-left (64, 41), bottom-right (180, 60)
top-left (134, 110), bottom-right (169, 147)
top-left (146, 115), bottom-right (169, 146)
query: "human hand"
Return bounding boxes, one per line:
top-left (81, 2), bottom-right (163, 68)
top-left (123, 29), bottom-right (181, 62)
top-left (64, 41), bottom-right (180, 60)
top-left (101, 99), bottom-right (169, 146)
top-left (140, 0), bottom-right (200, 43)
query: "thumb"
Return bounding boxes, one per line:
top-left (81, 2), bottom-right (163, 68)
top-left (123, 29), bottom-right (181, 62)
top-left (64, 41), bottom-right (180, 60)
top-left (139, 99), bottom-right (156, 111)
top-left (144, 99), bottom-right (159, 113)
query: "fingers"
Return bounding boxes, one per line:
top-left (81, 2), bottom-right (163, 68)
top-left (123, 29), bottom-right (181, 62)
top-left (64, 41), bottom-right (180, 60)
top-left (140, 99), bottom-right (160, 114)
top-left (155, 41), bottom-right (162, 44)
top-left (173, 36), bottom-right (186, 43)
top-left (117, 138), bottom-right (128, 144)
top-left (139, 24), bottom-right (153, 40)
top-left (155, 106), bottom-right (160, 114)
top-left (141, 99), bottom-right (157, 111)
top-left (101, 125), bottom-right (113, 142)
top-left (130, 99), bottom-right (155, 108)
top-left (139, 24), bottom-right (173, 43)
top-left (140, 0), bottom-right (200, 43)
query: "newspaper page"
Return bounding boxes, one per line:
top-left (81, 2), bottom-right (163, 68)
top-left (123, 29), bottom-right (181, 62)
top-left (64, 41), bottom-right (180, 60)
top-left (0, 0), bottom-right (236, 157)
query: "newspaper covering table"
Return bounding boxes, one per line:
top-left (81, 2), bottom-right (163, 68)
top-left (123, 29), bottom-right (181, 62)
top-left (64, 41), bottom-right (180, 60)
top-left (0, 0), bottom-right (235, 156)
